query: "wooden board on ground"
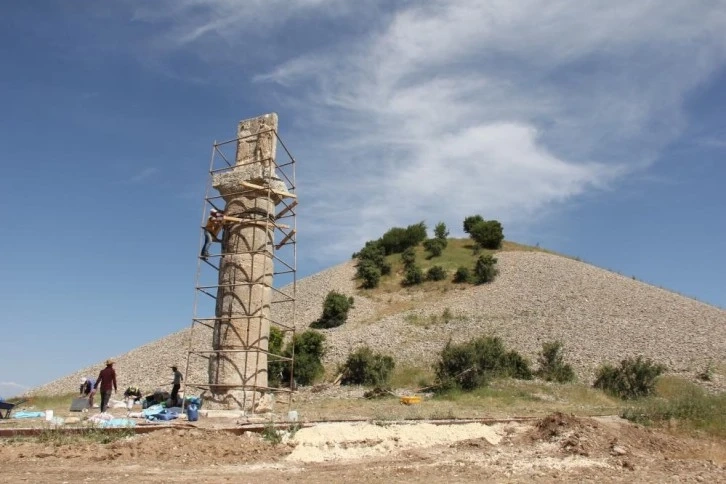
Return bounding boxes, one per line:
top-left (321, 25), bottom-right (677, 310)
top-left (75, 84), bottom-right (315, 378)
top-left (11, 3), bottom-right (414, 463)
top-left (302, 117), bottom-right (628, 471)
top-left (69, 398), bottom-right (90, 412)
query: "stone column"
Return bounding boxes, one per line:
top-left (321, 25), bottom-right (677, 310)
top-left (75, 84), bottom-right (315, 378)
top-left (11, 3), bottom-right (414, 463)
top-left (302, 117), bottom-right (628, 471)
top-left (207, 113), bottom-right (288, 409)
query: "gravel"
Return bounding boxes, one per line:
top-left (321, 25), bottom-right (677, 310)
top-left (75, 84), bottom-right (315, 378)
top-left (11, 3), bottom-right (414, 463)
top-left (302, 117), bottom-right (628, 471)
top-left (28, 251), bottom-right (726, 396)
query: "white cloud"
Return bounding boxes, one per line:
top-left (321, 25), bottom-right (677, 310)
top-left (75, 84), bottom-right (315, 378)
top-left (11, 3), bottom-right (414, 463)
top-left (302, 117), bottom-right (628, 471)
top-left (129, 167), bottom-right (159, 183)
top-left (256, 0), bottom-right (726, 257)
top-left (126, 0), bottom-right (726, 260)
top-left (128, 0), bottom-right (352, 48)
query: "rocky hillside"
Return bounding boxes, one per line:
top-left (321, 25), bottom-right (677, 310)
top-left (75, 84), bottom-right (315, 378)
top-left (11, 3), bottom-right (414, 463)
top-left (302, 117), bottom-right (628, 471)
top-left (29, 250), bottom-right (726, 396)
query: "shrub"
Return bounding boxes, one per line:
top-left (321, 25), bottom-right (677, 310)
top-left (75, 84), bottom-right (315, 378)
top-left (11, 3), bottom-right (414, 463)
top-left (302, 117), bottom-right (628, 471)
top-left (354, 240), bottom-right (390, 288)
top-left (269, 326), bottom-right (284, 355)
top-left (453, 266), bottom-right (472, 283)
top-left (357, 260), bottom-right (381, 289)
top-left (402, 264), bottom-right (424, 286)
top-left (267, 326), bottom-right (286, 387)
top-left (427, 265), bottom-right (447, 281)
top-left (463, 215), bottom-right (484, 234)
top-left (434, 221), bottom-right (449, 241)
top-left (423, 238), bottom-right (446, 258)
top-left (473, 254), bottom-right (498, 283)
top-left (441, 307), bottom-right (453, 323)
top-left (311, 291), bottom-right (354, 329)
top-left (536, 341), bottom-right (575, 383)
top-left (469, 219), bottom-right (504, 249)
top-left (353, 240), bottom-right (386, 265)
top-left (697, 362), bottom-right (714, 382)
top-left (339, 346), bottom-right (395, 386)
top-left (501, 350), bottom-right (534, 380)
top-left (261, 421), bottom-right (283, 445)
top-left (401, 247), bottom-right (416, 267)
top-left (379, 222), bottom-right (427, 254)
top-left (593, 356), bottom-right (666, 399)
top-left (286, 330), bottom-right (326, 386)
top-left (434, 336), bottom-right (532, 391)
top-left (435, 341), bottom-right (485, 391)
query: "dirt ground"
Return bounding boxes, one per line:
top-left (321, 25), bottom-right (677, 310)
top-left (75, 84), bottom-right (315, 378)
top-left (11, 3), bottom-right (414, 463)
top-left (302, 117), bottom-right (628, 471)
top-left (2, 413), bottom-right (724, 483)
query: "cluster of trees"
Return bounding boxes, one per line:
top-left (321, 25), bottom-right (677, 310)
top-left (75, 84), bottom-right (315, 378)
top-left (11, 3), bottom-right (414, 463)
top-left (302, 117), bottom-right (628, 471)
top-left (273, 320), bottom-right (665, 401)
top-left (352, 214), bottom-right (506, 289)
top-left (353, 222), bottom-right (428, 289)
top-left (269, 214), bottom-right (668, 403)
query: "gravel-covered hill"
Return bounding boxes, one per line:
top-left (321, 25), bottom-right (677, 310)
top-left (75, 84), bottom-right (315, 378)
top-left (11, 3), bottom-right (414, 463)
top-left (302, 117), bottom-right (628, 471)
top-left (28, 250), bottom-right (726, 396)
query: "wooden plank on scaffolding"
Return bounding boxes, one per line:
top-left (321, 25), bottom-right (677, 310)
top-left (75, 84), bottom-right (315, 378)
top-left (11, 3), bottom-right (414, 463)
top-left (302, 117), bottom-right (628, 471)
top-left (240, 181), bottom-right (297, 199)
top-left (222, 215), bottom-right (290, 230)
top-left (276, 200), bottom-right (298, 219)
top-left (275, 229), bottom-right (296, 250)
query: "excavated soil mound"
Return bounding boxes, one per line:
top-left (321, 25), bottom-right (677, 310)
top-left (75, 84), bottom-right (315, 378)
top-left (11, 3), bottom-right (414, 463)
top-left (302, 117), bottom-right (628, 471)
top-left (2, 428), bottom-right (291, 466)
top-left (1, 419), bottom-right (725, 482)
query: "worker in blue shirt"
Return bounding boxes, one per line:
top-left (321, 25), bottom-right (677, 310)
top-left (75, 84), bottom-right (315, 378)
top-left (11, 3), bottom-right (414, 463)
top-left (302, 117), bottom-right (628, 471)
top-left (79, 377), bottom-right (97, 408)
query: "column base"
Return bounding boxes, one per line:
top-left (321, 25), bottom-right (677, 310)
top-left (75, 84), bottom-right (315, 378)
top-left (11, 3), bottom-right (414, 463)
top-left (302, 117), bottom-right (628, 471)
top-left (201, 389), bottom-right (275, 413)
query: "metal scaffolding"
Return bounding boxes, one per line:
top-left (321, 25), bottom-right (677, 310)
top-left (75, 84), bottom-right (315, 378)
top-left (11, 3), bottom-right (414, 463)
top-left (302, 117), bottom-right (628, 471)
top-left (184, 126), bottom-right (297, 416)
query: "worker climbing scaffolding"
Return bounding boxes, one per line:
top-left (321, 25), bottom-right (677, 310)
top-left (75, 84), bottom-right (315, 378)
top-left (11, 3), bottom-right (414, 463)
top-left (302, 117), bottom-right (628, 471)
top-left (200, 208), bottom-right (225, 260)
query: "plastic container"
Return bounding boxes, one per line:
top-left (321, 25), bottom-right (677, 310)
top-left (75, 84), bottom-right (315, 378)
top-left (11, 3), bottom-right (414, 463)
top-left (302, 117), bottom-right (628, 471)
top-left (287, 410), bottom-right (298, 422)
top-left (399, 395), bottom-right (422, 405)
top-left (45, 410), bottom-right (54, 421)
top-left (187, 404), bottom-right (199, 422)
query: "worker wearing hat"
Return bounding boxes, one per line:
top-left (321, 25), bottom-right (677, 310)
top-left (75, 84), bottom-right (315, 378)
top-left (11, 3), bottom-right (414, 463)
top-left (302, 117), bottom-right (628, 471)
top-left (93, 359), bottom-right (117, 413)
top-left (170, 366), bottom-right (184, 406)
top-left (201, 208), bottom-right (226, 260)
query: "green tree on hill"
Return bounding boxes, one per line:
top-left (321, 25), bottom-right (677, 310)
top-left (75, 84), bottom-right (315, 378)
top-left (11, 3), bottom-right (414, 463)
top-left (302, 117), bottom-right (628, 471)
top-left (379, 222), bottom-right (427, 254)
top-left (469, 220), bottom-right (504, 249)
top-left (434, 222), bottom-right (449, 241)
top-left (311, 291), bottom-right (355, 329)
top-left (424, 221), bottom-right (449, 258)
top-left (473, 254), bottom-right (498, 283)
top-left (463, 215), bottom-right (485, 234)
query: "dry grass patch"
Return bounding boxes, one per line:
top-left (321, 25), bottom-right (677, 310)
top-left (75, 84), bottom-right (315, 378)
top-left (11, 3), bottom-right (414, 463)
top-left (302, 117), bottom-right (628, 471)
top-left (388, 365), bottom-right (435, 389)
top-left (622, 376), bottom-right (726, 438)
top-left (293, 379), bottom-right (624, 422)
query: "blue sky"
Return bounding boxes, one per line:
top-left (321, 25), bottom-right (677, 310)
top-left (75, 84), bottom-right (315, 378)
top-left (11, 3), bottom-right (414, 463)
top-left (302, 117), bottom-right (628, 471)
top-left (1, 1), bottom-right (725, 397)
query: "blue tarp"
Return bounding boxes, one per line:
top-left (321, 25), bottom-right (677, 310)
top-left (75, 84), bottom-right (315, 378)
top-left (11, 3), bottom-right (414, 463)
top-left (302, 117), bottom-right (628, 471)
top-left (141, 404), bottom-right (164, 417)
top-left (98, 418), bottom-right (136, 428)
top-left (142, 403), bottom-right (179, 422)
top-left (12, 411), bottom-right (45, 419)
top-left (145, 410), bottom-right (178, 422)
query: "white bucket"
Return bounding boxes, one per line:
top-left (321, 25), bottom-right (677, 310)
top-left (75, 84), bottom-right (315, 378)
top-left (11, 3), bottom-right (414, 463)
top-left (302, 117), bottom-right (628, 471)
top-left (45, 410), bottom-right (54, 421)
top-left (287, 410), bottom-right (298, 422)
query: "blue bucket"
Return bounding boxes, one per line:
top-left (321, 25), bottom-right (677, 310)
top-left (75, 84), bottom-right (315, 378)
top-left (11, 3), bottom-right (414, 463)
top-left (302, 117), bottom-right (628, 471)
top-left (187, 404), bottom-right (199, 422)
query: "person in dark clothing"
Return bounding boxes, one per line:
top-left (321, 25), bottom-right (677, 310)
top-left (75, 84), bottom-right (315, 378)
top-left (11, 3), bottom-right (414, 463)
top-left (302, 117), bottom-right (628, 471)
top-left (170, 366), bottom-right (184, 405)
top-left (94, 359), bottom-right (118, 413)
top-left (123, 386), bottom-right (143, 403)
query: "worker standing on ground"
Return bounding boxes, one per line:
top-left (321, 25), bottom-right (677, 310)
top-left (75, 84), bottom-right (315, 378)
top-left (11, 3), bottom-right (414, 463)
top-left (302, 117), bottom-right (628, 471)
top-left (170, 366), bottom-right (184, 405)
top-left (201, 208), bottom-right (226, 260)
top-left (79, 376), bottom-right (97, 408)
top-left (94, 359), bottom-right (117, 413)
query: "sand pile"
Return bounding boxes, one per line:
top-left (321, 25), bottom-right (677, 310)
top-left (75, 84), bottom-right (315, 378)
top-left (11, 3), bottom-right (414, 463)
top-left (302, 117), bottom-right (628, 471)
top-left (287, 421), bottom-right (502, 462)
